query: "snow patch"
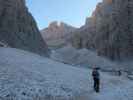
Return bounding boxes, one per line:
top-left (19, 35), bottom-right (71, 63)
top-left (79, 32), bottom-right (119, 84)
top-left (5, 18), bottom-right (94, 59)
top-left (0, 47), bottom-right (133, 100)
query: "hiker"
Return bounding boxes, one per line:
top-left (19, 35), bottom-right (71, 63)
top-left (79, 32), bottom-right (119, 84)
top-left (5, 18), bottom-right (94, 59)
top-left (92, 67), bottom-right (100, 93)
top-left (118, 70), bottom-right (122, 76)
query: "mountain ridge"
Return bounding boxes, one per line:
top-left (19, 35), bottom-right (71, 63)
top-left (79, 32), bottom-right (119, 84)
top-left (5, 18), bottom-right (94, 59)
top-left (41, 21), bottom-right (76, 40)
top-left (41, 21), bottom-right (76, 48)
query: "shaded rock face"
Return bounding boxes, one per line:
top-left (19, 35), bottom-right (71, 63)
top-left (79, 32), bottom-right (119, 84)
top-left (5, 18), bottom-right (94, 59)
top-left (93, 0), bottom-right (133, 60)
top-left (71, 17), bottom-right (96, 49)
top-left (0, 0), bottom-right (49, 56)
top-left (72, 0), bottom-right (133, 60)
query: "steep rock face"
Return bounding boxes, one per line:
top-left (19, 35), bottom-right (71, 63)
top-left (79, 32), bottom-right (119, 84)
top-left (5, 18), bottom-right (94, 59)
top-left (41, 21), bottom-right (76, 40)
top-left (71, 17), bottom-right (96, 49)
top-left (72, 0), bottom-right (133, 60)
top-left (41, 21), bottom-right (76, 48)
top-left (0, 0), bottom-right (49, 56)
top-left (93, 0), bottom-right (133, 60)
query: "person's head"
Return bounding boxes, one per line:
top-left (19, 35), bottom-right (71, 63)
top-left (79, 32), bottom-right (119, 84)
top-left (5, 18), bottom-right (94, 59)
top-left (93, 66), bottom-right (100, 71)
top-left (93, 67), bottom-right (97, 71)
top-left (93, 65), bottom-right (96, 69)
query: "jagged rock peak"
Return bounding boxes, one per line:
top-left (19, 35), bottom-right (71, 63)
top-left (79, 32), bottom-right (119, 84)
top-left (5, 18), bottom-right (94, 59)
top-left (41, 21), bottom-right (76, 47)
top-left (48, 21), bottom-right (74, 29)
top-left (41, 21), bottom-right (76, 38)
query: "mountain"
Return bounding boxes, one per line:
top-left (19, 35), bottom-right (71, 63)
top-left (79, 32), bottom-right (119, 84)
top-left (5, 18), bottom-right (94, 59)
top-left (41, 21), bottom-right (76, 48)
top-left (71, 17), bottom-right (96, 49)
top-left (71, 0), bottom-right (133, 60)
top-left (0, 47), bottom-right (133, 100)
top-left (0, 0), bottom-right (49, 56)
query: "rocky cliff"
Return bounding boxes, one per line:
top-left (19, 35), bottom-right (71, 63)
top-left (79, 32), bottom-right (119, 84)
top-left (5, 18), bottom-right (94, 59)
top-left (71, 17), bottom-right (96, 49)
top-left (72, 0), bottom-right (133, 60)
top-left (41, 21), bottom-right (76, 48)
top-left (41, 21), bottom-right (76, 40)
top-left (0, 0), bottom-right (49, 56)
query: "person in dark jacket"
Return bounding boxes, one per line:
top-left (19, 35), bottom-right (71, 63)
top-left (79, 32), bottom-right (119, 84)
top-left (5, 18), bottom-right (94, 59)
top-left (92, 67), bottom-right (100, 93)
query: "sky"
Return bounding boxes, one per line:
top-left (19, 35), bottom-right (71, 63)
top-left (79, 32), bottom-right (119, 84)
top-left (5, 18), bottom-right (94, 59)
top-left (26, 0), bottom-right (102, 30)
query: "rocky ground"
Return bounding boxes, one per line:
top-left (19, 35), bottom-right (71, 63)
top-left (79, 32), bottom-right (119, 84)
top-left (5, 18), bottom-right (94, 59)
top-left (0, 47), bottom-right (133, 100)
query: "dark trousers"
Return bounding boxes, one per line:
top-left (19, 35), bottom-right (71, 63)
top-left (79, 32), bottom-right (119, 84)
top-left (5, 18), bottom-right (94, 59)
top-left (93, 78), bottom-right (100, 93)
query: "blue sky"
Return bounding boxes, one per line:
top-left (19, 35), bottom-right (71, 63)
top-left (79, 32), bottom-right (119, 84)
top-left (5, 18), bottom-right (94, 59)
top-left (26, 0), bottom-right (102, 29)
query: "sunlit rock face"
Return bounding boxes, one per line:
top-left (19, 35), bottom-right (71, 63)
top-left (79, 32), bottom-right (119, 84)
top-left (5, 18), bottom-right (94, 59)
top-left (41, 21), bottom-right (76, 48)
top-left (72, 0), bottom-right (133, 60)
top-left (0, 0), bottom-right (49, 56)
top-left (41, 21), bottom-right (76, 40)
